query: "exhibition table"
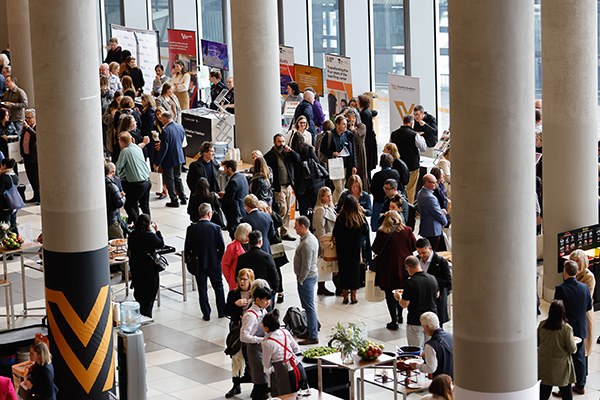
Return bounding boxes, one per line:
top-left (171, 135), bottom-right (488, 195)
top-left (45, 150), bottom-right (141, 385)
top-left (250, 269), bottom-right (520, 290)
top-left (1, 242), bottom-right (44, 318)
top-left (317, 353), bottom-right (398, 400)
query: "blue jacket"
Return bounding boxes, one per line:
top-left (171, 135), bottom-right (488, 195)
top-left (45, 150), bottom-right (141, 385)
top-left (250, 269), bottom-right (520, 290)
top-left (184, 219), bottom-right (225, 275)
top-left (555, 277), bottom-right (592, 339)
top-left (241, 209), bottom-right (276, 254)
top-left (417, 187), bottom-right (447, 237)
top-left (155, 121), bottom-right (185, 168)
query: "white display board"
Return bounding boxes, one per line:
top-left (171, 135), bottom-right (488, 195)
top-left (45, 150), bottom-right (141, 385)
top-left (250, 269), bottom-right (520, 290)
top-left (388, 74), bottom-right (420, 131)
top-left (110, 24), bottom-right (159, 95)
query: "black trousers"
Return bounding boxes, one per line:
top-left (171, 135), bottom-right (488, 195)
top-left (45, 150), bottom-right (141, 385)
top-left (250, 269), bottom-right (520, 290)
top-left (162, 164), bottom-right (186, 202)
top-left (384, 289), bottom-right (403, 323)
top-left (122, 179), bottom-right (151, 223)
top-left (540, 383), bottom-right (572, 400)
top-left (23, 155), bottom-right (39, 199)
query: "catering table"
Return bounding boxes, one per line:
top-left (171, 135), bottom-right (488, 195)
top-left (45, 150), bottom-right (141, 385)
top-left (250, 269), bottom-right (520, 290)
top-left (0, 242), bottom-right (43, 317)
top-left (318, 353), bottom-right (398, 400)
top-left (358, 367), bottom-right (431, 399)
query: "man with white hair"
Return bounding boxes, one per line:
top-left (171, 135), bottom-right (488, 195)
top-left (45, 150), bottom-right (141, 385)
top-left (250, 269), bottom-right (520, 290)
top-left (292, 90), bottom-right (317, 143)
top-left (418, 311), bottom-right (453, 378)
top-left (99, 63), bottom-right (110, 78)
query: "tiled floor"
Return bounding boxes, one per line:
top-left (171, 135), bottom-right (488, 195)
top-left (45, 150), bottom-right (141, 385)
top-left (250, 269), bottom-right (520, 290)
top-left (5, 163), bottom-right (600, 399)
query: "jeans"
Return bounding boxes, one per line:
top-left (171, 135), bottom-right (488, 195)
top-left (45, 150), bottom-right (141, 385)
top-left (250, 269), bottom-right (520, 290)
top-left (122, 179), bottom-right (151, 223)
top-left (573, 341), bottom-right (586, 388)
top-left (297, 276), bottom-right (318, 339)
top-left (194, 267), bottom-right (225, 318)
top-left (162, 164), bottom-right (186, 202)
top-left (540, 383), bottom-right (572, 400)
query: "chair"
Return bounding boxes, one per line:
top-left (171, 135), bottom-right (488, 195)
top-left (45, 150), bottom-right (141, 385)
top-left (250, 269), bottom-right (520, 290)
top-left (0, 280), bottom-right (15, 329)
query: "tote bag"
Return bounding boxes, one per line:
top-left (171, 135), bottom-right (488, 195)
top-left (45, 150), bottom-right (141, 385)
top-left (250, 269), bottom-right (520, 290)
top-left (4, 178), bottom-right (24, 213)
top-left (365, 270), bottom-right (385, 302)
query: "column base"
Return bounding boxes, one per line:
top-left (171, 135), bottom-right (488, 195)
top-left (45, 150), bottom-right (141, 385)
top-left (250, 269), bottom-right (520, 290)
top-left (455, 381), bottom-right (540, 399)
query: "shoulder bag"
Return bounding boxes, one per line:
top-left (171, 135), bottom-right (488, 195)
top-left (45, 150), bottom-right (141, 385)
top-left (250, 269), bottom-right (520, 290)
top-left (134, 232), bottom-right (168, 272)
top-left (369, 223), bottom-right (399, 272)
top-left (3, 176), bottom-right (24, 213)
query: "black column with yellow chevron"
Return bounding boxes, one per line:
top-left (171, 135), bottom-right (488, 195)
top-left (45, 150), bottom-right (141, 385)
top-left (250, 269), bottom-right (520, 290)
top-left (28, 0), bottom-right (115, 398)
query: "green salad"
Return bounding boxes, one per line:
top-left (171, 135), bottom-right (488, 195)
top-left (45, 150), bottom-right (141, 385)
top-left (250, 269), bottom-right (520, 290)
top-left (302, 347), bottom-right (338, 359)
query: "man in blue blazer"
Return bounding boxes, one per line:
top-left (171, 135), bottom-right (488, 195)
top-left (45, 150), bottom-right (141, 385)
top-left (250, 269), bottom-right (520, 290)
top-left (416, 174), bottom-right (447, 251)
top-left (219, 159), bottom-right (248, 240)
top-left (184, 203), bottom-right (225, 321)
top-left (554, 260), bottom-right (593, 395)
top-left (155, 111), bottom-right (187, 207)
top-left (240, 194), bottom-right (276, 254)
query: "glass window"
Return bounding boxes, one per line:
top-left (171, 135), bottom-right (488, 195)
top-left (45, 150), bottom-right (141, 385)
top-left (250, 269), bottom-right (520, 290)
top-left (534, 0), bottom-right (541, 100)
top-left (201, 0), bottom-right (224, 43)
top-left (312, 0), bottom-right (339, 69)
top-left (151, 0), bottom-right (171, 72)
top-left (104, 0), bottom-right (122, 43)
top-left (438, 0), bottom-right (449, 131)
top-left (373, 0), bottom-right (405, 92)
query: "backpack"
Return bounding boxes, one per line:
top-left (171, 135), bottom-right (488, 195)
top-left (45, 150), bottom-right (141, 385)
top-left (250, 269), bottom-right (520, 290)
top-left (283, 306), bottom-right (308, 337)
top-left (315, 130), bottom-right (333, 167)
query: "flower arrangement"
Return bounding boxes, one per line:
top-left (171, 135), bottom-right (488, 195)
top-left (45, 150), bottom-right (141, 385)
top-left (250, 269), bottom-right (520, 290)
top-left (329, 322), bottom-right (365, 364)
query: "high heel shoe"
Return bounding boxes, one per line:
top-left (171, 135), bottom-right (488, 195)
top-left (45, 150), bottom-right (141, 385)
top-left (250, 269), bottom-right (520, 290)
top-left (342, 299), bottom-right (349, 305)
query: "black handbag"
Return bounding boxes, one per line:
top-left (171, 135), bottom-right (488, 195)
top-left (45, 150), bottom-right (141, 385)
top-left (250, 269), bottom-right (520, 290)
top-left (370, 223), bottom-right (399, 272)
top-left (134, 232), bottom-right (168, 272)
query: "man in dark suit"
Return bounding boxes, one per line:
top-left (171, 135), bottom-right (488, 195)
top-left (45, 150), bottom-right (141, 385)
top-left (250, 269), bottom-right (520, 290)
top-left (417, 174), bottom-right (447, 251)
top-left (240, 194), bottom-right (276, 254)
top-left (187, 141), bottom-right (221, 193)
top-left (416, 238), bottom-right (452, 327)
top-left (219, 159), bottom-right (248, 240)
top-left (20, 109), bottom-right (39, 204)
top-left (390, 114), bottom-right (427, 204)
top-left (155, 111), bottom-right (187, 207)
top-left (370, 153), bottom-right (399, 231)
top-left (554, 260), bottom-right (592, 395)
top-left (184, 203), bottom-right (225, 321)
top-left (292, 91), bottom-right (317, 142)
top-left (413, 105), bottom-right (438, 148)
top-left (236, 230), bottom-right (280, 298)
top-left (264, 134), bottom-right (300, 241)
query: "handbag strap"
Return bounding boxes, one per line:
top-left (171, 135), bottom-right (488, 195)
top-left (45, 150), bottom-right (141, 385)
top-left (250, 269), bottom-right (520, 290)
top-left (375, 223), bottom-right (400, 256)
top-left (132, 231), bottom-right (159, 264)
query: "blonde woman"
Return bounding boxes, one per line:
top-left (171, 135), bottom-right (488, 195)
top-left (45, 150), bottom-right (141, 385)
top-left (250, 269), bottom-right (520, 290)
top-left (24, 342), bottom-right (58, 399)
top-left (569, 250), bottom-right (596, 354)
top-left (313, 187), bottom-right (338, 296)
top-left (172, 60), bottom-right (190, 110)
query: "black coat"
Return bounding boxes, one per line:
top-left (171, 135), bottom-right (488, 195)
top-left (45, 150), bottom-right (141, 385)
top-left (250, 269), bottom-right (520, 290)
top-left (249, 175), bottom-right (273, 205)
top-left (333, 216), bottom-right (370, 290)
top-left (240, 210), bottom-right (277, 254)
top-left (20, 124), bottom-right (37, 163)
top-left (371, 168), bottom-right (400, 203)
top-left (104, 46), bottom-right (122, 64)
top-left (187, 158), bottom-right (221, 193)
top-left (555, 277), bottom-right (593, 339)
top-left (236, 247), bottom-right (280, 291)
top-left (292, 144), bottom-right (327, 196)
top-left (293, 100), bottom-right (317, 140)
top-left (360, 108), bottom-right (378, 173)
top-left (29, 362), bottom-right (58, 400)
top-left (413, 112), bottom-right (438, 147)
top-left (184, 219), bottom-right (225, 275)
top-left (264, 147), bottom-right (300, 192)
top-left (224, 289), bottom-right (245, 326)
top-left (220, 172), bottom-right (248, 230)
top-left (427, 252), bottom-right (452, 324)
top-left (105, 176), bottom-right (124, 226)
top-left (127, 229), bottom-right (164, 293)
top-left (187, 192), bottom-right (222, 224)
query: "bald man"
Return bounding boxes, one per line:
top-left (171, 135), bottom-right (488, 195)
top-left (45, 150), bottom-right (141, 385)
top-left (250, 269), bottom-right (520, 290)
top-left (292, 90), bottom-right (316, 143)
top-left (416, 174), bottom-right (447, 251)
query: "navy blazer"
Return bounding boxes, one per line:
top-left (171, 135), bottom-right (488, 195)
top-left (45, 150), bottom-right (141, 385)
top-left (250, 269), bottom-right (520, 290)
top-left (428, 252), bottom-right (452, 324)
top-left (235, 247), bottom-right (280, 291)
top-left (293, 100), bottom-right (317, 140)
top-left (240, 209), bottom-right (276, 254)
top-left (184, 219), bottom-right (225, 275)
top-left (555, 277), bottom-right (592, 339)
top-left (155, 121), bottom-right (185, 168)
top-left (220, 172), bottom-right (248, 229)
top-left (417, 187), bottom-right (447, 237)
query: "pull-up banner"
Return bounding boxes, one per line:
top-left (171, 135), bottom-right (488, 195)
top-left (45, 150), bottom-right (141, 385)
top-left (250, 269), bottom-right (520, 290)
top-left (168, 29), bottom-right (197, 74)
top-left (279, 45), bottom-right (295, 95)
top-left (324, 53), bottom-right (353, 117)
top-left (388, 73), bottom-right (420, 131)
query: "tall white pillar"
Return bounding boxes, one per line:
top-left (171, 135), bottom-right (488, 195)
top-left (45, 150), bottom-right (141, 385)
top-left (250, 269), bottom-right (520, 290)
top-left (29, 0), bottom-right (113, 398)
top-left (230, 0), bottom-right (281, 160)
top-left (542, 0), bottom-right (598, 298)
top-left (6, 0), bottom-right (34, 106)
top-left (449, 1), bottom-right (538, 398)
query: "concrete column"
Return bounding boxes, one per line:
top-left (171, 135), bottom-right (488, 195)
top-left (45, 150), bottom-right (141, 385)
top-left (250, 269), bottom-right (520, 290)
top-left (449, 1), bottom-right (538, 399)
top-left (29, 1), bottom-right (113, 398)
top-left (230, 0), bottom-right (281, 160)
top-left (6, 0), bottom-right (34, 106)
top-left (542, 0), bottom-right (598, 298)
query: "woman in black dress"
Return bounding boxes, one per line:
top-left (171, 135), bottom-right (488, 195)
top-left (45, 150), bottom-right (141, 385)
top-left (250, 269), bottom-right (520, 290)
top-left (121, 56), bottom-right (145, 96)
top-left (127, 214), bottom-right (164, 317)
top-left (24, 342), bottom-right (58, 400)
top-left (0, 108), bottom-right (16, 159)
top-left (357, 94), bottom-right (378, 177)
top-left (187, 177), bottom-right (223, 225)
top-left (333, 195), bottom-right (370, 305)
